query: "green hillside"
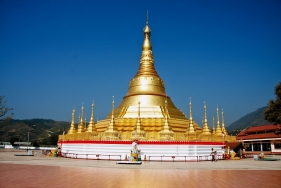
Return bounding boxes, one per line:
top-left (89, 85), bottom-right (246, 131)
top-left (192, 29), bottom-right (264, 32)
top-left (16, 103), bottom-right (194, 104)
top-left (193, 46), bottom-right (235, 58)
top-left (0, 118), bottom-right (70, 145)
top-left (227, 106), bottom-right (270, 134)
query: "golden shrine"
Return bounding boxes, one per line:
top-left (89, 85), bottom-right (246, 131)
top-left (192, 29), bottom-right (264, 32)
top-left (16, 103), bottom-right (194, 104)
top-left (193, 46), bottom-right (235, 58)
top-left (59, 13), bottom-right (236, 143)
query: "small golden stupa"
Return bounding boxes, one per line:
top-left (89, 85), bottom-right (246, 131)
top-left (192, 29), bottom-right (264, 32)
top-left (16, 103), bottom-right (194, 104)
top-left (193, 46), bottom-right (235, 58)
top-left (60, 13), bottom-right (235, 142)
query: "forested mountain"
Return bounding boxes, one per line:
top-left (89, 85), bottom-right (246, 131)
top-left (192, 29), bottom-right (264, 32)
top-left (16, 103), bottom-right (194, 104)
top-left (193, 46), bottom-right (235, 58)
top-left (0, 118), bottom-right (69, 145)
top-left (227, 106), bottom-right (270, 134)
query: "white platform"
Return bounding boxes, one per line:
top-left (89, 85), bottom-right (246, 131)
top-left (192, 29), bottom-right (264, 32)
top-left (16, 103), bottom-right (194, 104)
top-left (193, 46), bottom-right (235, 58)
top-left (59, 141), bottom-right (225, 161)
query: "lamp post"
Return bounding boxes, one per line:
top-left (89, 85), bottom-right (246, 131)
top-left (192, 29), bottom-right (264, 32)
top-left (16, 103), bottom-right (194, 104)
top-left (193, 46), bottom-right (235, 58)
top-left (27, 125), bottom-right (36, 151)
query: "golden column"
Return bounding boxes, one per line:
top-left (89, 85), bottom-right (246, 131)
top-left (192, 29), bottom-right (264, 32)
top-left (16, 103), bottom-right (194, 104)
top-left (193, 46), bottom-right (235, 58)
top-left (67, 108), bottom-right (77, 134)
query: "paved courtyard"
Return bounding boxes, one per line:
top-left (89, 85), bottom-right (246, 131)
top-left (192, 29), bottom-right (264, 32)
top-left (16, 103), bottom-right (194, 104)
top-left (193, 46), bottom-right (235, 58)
top-left (0, 149), bottom-right (280, 188)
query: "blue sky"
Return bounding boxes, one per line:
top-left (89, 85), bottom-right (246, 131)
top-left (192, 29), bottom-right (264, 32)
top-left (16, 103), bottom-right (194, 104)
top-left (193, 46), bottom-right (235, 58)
top-left (1, 0), bottom-right (280, 127)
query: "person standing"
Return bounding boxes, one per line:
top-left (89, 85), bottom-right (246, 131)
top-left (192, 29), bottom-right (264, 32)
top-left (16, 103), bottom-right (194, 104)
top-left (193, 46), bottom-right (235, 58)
top-left (214, 150), bottom-right (218, 162)
top-left (210, 148), bottom-right (215, 162)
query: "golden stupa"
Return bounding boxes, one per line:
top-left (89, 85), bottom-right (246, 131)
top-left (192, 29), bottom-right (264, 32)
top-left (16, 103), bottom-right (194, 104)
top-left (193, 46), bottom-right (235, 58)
top-left (60, 13), bottom-right (236, 142)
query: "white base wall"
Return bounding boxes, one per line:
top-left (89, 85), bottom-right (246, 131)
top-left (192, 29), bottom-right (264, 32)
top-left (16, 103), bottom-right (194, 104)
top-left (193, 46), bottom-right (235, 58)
top-left (61, 143), bottom-right (224, 161)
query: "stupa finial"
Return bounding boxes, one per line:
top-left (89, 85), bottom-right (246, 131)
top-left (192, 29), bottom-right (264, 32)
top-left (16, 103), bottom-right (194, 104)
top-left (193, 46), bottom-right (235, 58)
top-left (91, 100), bottom-right (94, 123)
top-left (212, 115), bottom-right (215, 133)
top-left (188, 97), bottom-right (195, 133)
top-left (189, 97), bottom-right (193, 121)
top-left (111, 96), bottom-right (115, 119)
top-left (216, 105), bottom-right (220, 127)
top-left (146, 10), bottom-right (148, 25)
top-left (215, 105), bottom-right (222, 135)
top-left (204, 101), bottom-right (207, 125)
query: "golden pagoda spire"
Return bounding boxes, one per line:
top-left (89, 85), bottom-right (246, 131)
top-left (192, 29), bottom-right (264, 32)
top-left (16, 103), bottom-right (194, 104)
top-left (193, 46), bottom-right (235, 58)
top-left (136, 99), bottom-right (141, 132)
top-left (99, 12), bottom-right (189, 138)
top-left (159, 96), bottom-right (174, 140)
top-left (77, 103), bottom-right (86, 133)
top-left (78, 103), bottom-right (84, 123)
top-left (85, 117), bottom-right (87, 129)
top-left (134, 11), bottom-right (159, 78)
top-left (131, 98), bottom-right (146, 140)
top-left (87, 100), bottom-right (96, 132)
top-left (212, 115), bottom-right (215, 134)
top-left (107, 96), bottom-right (115, 132)
top-left (221, 109), bottom-right (227, 135)
top-left (104, 96), bottom-right (119, 140)
top-left (146, 10), bottom-right (148, 25)
top-left (67, 108), bottom-right (77, 134)
top-left (188, 97), bottom-right (195, 133)
top-left (215, 105), bottom-right (222, 135)
top-left (162, 96), bottom-right (170, 132)
top-left (202, 101), bottom-right (211, 135)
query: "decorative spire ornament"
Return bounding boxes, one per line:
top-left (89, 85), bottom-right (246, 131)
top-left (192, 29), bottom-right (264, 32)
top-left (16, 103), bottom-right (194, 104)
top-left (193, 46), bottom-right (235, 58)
top-left (77, 103), bottom-right (86, 133)
top-left (212, 115), bottom-right (215, 134)
top-left (68, 108), bottom-right (77, 134)
top-left (159, 95), bottom-right (174, 140)
top-left (162, 96), bottom-right (170, 132)
top-left (215, 105), bottom-right (222, 136)
top-left (202, 101), bottom-right (211, 135)
top-left (87, 100), bottom-right (96, 132)
top-left (136, 99), bottom-right (141, 132)
top-left (104, 96), bottom-right (119, 140)
top-left (131, 98), bottom-right (146, 140)
top-left (188, 97), bottom-right (195, 133)
top-left (221, 109), bottom-right (227, 135)
top-left (107, 96), bottom-right (115, 132)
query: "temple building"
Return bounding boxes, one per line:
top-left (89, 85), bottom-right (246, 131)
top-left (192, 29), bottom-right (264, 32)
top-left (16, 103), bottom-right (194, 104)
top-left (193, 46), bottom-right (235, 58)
top-left (60, 15), bottom-right (235, 143)
top-left (236, 124), bottom-right (281, 154)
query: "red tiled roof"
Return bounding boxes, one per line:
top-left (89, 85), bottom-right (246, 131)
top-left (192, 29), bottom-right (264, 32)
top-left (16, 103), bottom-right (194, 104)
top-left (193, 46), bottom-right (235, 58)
top-left (245, 124), bottom-right (280, 132)
top-left (236, 124), bottom-right (280, 137)
top-left (236, 132), bottom-right (281, 140)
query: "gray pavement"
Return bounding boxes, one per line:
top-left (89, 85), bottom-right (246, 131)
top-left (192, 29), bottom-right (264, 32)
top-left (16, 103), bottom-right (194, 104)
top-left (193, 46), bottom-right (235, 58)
top-left (1, 149), bottom-right (281, 170)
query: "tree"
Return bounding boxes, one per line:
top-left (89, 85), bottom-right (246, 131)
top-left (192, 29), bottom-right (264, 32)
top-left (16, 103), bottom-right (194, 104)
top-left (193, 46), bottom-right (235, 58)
top-left (0, 96), bottom-right (14, 127)
top-left (264, 82), bottom-right (281, 125)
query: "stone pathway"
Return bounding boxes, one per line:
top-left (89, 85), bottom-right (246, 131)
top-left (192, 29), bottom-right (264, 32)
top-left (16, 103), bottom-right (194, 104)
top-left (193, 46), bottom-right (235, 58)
top-left (0, 149), bottom-right (280, 188)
